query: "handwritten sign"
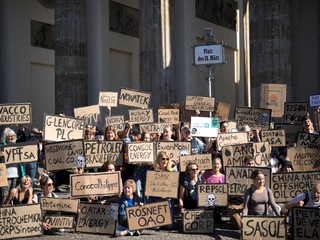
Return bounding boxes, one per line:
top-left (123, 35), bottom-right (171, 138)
top-left (145, 171), bottom-right (179, 198)
top-left (158, 109), bottom-right (179, 124)
top-left (185, 95), bottom-right (215, 112)
top-left (105, 115), bottom-right (125, 133)
top-left (74, 105), bottom-right (102, 128)
top-left (156, 141), bottom-right (191, 163)
top-left (274, 123), bottom-right (304, 143)
top-left (183, 209), bottom-right (215, 234)
top-left (225, 166), bottom-right (271, 197)
top-left (214, 101), bottom-right (230, 120)
top-left (127, 142), bottom-right (154, 164)
top-left (283, 102), bottom-right (308, 124)
top-left (84, 140), bottom-right (124, 167)
top-left (0, 163), bottom-right (8, 187)
top-left (234, 106), bottom-right (271, 130)
top-left (44, 114), bottom-right (85, 142)
top-left (222, 142), bottom-right (270, 167)
top-left (197, 184), bottom-right (228, 207)
top-left (40, 198), bottom-right (79, 213)
top-left (119, 88), bottom-right (151, 109)
top-left (128, 109), bottom-right (154, 124)
top-left (0, 103), bottom-right (32, 125)
top-left (127, 201), bottom-right (172, 231)
top-left (260, 130), bottom-right (286, 147)
top-left (260, 83), bottom-right (286, 118)
top-left (272, 171), bottom-right (320, 203)
top-left (190, 116), bottom-right (219, 137)
top-left (292, 207), bottom-right (320, 240)
top-left (287, 147), bottom-right (320, 171)
top-left (43, 215), bottom-right (75, 229)
top-left (242, 216), bottom-right (286, 240)
top-left (140, 123), bottom-right (171, 134)
top-left (70, 171), bottom-right (121, 198)
top-left (296, 132), bottom-right (320, 149)
top-left (309, 94), bottom-right (320, 107)
top-left (99, 91), bottom-right (118, 107)
top-left (316, 112), bottom-right (320, 133)
top-left (216, 132), bottom-right (249, 151)
top-left (179, 154), bottom-right (212, 172)
top-left (76, 203), bottom-right (118, 234)
top-left (44, 139), bottom-right (84, 171)
top-left (3, 141), bottom-right (38, 165)
top-left (0, 204), bottom-right (42, 240)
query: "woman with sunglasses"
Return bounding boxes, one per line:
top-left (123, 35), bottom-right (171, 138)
top-left (3, 175), bottom-right (33, 206)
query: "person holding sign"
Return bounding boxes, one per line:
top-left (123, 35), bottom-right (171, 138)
top-left (243, 170), bottom-right (281, 216)
top-left (302, 113), bottom-right (318, 134)
top-left (3, 175), bottom-right (33, 205)
top-left (202, 157), bottom-right (225, 184)
top-left (104, 125), bottom-right (121, 141)
top-left (180, 126), bottom-right (206, 155)
top-left (85, 125), bottom-right (97, 140)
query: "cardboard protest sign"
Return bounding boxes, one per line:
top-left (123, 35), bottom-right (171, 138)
top-left (287, 147), bottom-right (320, 171)
top-left (84, 140), bottom-right (124, 167)
top-left (160, 102), bottom-right (197, 123)
top-left (76, 203), bottom-right (118, 235)
top-left (145, 171), bottom-right (179, 198)
top-left (185, 95), bottom-right (215, 112)
top-left (2, 141), bottom-right (38, 165)
top-left (180, 154), bottom-right (212, 172)
top-left (292, 207), bottom-right (320, 240)
top-left (272, 171), bottom-right (320, 203)
top-left (242, 216), bottom-right (286, 240)
top-left (128, 108), bottom-right (154, 124)
top-left (99, 91), bottom-right (118, 107)
top-left (40, 198), bottom-right (80, 213)
top-left (0, 103), bottom-right (32, 125)
top-left (309, 94), bottom-right (320, 107)
top-left (44, 114), bottom-right (85, 142)
top-left (155, 141), bottom-right (191, 163)
top-left (43, 215), bottom-right (75, 229)
top-left (260, 83), bottom-right (286, 118)
top-left (70, 171), bottom-right (121, 198)
top-left (274, 123), bottom-right (303, 143)
top-left (44, 139), bottom-right (85, 171)
top-left (126, 201), bottom-right (172, 231)
top-left (0, 163), bottom-right (8, 187)
top-left (183, 209), bottom-right (215, 234)
top-left (127, 142), bottom-right (154, 164)
top-left (316, 111), bottom-right (320, 133)
top-left (0, 204), bottom-right (42, 240)
top-left (74, 105), bottom-right (102, 128)
top-left (228, 121), bottom-right (238, 132)
top-left (222, 142), bottom-right (270, 167)
top-left (260, 130), bottom-right (286, 147)
top-left (197, 184), bottom-right (228, 207)
top-left (190, 116), bottom-right (219, 137)
top-left (283, 102), bottom-right (308, 124)
top-left (234, 106), bottom-right (271, 130)
top-left (158, 109), bottom-right (179, 124)
top-left (214, 101), bottom-right (230, 120)
top-left (139, 122), bottom-right (171, 134)
top-left (225, 166), bottom-right (271, 197)
top-left (296, 132), bottom-right (320, 149)
top-left (105, 115), bottom-right (125, 132)
top-left (119, 88), bottom-right (151, 109)
top-left (216, 132), bottom-right (249, 151)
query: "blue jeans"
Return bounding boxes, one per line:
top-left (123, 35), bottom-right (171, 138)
top-left (25, 162), bottom-right (37, 187)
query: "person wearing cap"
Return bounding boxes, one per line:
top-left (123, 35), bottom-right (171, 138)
top-left (278, 158), bottom-right (294, 173)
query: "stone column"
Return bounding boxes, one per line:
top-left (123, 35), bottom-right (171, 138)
top-left (55, 0), bottom-right (87, 115)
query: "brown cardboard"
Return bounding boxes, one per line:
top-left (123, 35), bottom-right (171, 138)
top-left (274, 123), bottom-right (303, 144)
top-left (40, 197), bottom-right (80, 213)
top-left (260, 130), bottom-right (286, 147)
top-left (179, 154), bottom-right (212, 172)
top-left (158, 109), bottom-right (179, 124)
top-left (287, 147), bottom-right (320, 171)
top-left (234, 106), bottom-right (272, 130)
top-left (0, 163), bottom-right (8, 187)
top-left (292, 207), bottom-right (320, 240)
top-left (283, 102), bottom-right (308, 124)
top-left (296, 132), bottom-right (320, 149)
top-left (127, 142), bottom-right (155, 164)
top-left (99, 91), bottom-right (118, 107)
top-left (128, 108), bottom-right (154, 124)
top-left (118, 88), bottom-right (151, 109)
top-left (214, 101), bottom-right (231, 120)
top-left (0, 103), bottom-right (32, 125)
top-left (183, 209), bottom-right (215, 234)
top-left (3, 141), bottom-right (38, 165)
top-left (43, 215), bottom-right (75, 229)
top-left (74, 105), bottom-right (101, 127)
top-left (139, 122), bottom-right (171, 134)
top-left (185, 95), bottom-right (215, 112)
top-left (216, 132), bottom-right (249, 151)
top-left (155, 141), bottom-right (191, 163)
top-left (105, 115), bottom-right (125, 133)
top-left (197, 183), bottom-right (228, 207)
top-left (260, 83), bottom-right (286, 118)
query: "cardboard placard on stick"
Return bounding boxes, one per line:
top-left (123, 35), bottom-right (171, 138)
top-left (179, 154), bottom-right (212, 172)
top-left (296, 132), bottom-right (320, 149)
top-left (70, 171), bottom-right (121, 198)
top-left (44, 114), bottom-right (85, 142)
top-left (127, 142), bottom-right (154, 164)
top-left (105, 115), bottom-right (125, 133)
top-left (44, 139), bottom-right (85, 171)
top-left (40, 198), bottom-right (80, 213)
top-left (283, 102), bottom-right (308, 124)
top-left (260, 130), bottom-right (286, 147)
top-left (274, 123), bottom-right (303, 144)
top-left (158, 109), bottom-right (179, 124)
top-left (260, 83), bottom-right (286, 118)
top-left (0, 204), bottom-right (42, 240)
top-left (155, 141), bottom-right (191, 163)
top-left (99, 91), bottom-right (118, 107)
top-left (214, 101), bottom-right (231, 120)
top-left (76, 203), bottom-right (118, 235)
top-left (272, 171), bottom-right (320, 203)
top-left (84, 140), bottom-right (124, 167)
top-left (43, 215), bottom-right (75, 229)
top-left (74, 105), bottom-right (102, 128)
top-left (190, 116), bottom-right (219, 137)
top-left (315, 112), bottom-right (320, 133)
top-left (242, 216), bottom-right (286, 240)
top-left (119, 88), bottom-right (151, 109)
top-left (197, 184), bottom-right (228, 207)
top-left (0, 103), bottom-right (32, 125)
top-left (139, 122), bottom-right (171, 134)
top-left (292, 207), bottom-right (320, 240)
top-left (183, 209), bottom-right (215, 234)
top-left (225, 166), bottom-right (271, 197)
top-left (126, 201), bottom-right (172, 231)
top-left (128, 108), bottom-right (154, 124)
top-left (3, 141), bottom-right (38, 165)
top-left (145, 171), bottom-right (179, 199)
top-left (287, 147), bottom-right (320, 171)
top-left (0, 163), bottom-right (8, 187)
top-left (216, 132), bottom-right (249, 151)
top-left (234, 106), bottom-right (271, 130)
top-left (185, 95), bottom-right (215, 112)
top-left (222, 142), bottom-right (270, 167)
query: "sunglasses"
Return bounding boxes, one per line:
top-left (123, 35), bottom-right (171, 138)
top-left (162, 158), bottom-right (169, 161)
top-left (46, 183), bottom-right (54, 186)
top-left (190, 168), bottom-right (198, 171)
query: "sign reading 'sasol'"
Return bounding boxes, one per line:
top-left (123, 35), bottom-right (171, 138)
top-left (0, 103), bottom-right (32, 125)
top-left (183, 209), bottom-right (215, 234)
top-left (3, 141), bottom-right (38, 165)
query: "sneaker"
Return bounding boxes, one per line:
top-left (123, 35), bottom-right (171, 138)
top-left (134, 230), bottom-right (140, 236)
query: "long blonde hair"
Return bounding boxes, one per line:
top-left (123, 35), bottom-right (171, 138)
top-left (155, 151), bottom-right (173, 172)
